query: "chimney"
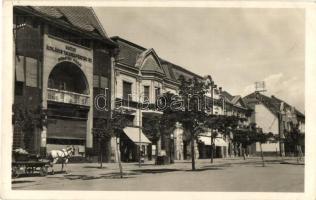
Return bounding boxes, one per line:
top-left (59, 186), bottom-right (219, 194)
top-left (219, 87), bottom-right (222, 94)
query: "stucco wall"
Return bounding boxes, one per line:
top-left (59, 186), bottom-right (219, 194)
top-left (255, 104), bottom-right (279, 134)
top-left (254, 104), bottom-right (279, 152)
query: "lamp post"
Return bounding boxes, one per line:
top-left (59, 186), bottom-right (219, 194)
top-left (169, 132), bottom-right (174, 164)
top-left (210, 81), bottom-right (217, 163)
top-left (138, 77), bottom-right (143, 168)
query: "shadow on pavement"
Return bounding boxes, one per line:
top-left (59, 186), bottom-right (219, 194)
top-left (131, 168), bottom-right (181, 174)
top-left (132, 163), bottom-right (156, 167)
top-left (185, 167), bottom-right (223, 172)
top-left (12, 180), bottom-right (35, 184)
top-left (205, 163), bottom-right (232, 168)
top-left (82, 166), bottom-right (108, 169)
top-left (11, 173), bottom-right (44, 178)
top-left (280, 161), bottom-right (304, 165)
top-left (59, 172), bottom-right (139, 180)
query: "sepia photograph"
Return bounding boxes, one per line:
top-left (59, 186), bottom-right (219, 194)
top-left (1, 1), bottom-right (316, 200)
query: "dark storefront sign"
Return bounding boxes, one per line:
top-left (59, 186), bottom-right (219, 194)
top-left (47, 117), bottom-right (87, 140)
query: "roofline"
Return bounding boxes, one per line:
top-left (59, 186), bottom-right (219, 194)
top-left (112, 36), bottom-right (203, 81)
top-left (111, 36), bottom-right (147, 51)
top-left (161, 59), bottom-right (203, 80)
top-left (15, 6), bottom-right (118, 48)
top-left (243, 92), bottom-right (305, 118)
top-left (270, 95), bottom-right (305, 117)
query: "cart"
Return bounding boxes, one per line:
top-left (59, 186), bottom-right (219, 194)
top-left (12, 150), bottom-right (51, 178)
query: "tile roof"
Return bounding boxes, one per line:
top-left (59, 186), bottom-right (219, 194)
top-left (26, 6), bottom-right (109, 39)
top-left (115, 40), bottom-right (143, 67)
top-left (231, 95), bottom-right (241, 105)
top-left (160, 60), bottom-right (176, 80)
top-left (221, 91), bottom-right (235, 101)
top-left (270, 95), bottom-right (305, 118)
top-left (243, 92), bottom-right (280, 116)
top-left (112, 36), bottom-right (203, 82)
top-left (168, 62), bottom-right (203, 81)
top-left (243, 92), bottom-right (305, 118)
top-left (221, 91), bottom-right (248, 109)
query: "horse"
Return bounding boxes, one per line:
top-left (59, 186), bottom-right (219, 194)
top-left (48, 146), bottom-right (75, 174)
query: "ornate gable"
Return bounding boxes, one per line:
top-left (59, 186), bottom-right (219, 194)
top-left (135, 48), bottom-right (165, 76)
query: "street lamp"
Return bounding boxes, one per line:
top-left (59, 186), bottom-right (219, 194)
top-left (169, 132), bottom-right (174, 164)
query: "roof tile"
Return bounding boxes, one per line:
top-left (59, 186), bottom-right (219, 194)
top-left (31, 6), bottom-right (107, 38)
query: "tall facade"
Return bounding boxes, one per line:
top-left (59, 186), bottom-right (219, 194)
top-left (111, 37), bottom-right (192, 162)
top-left (13, 6), bottom-right (117, 161)
top-left (111, 37), bottom-right (252, 161)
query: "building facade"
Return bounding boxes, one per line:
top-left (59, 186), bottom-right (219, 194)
top-left (13, 6), bottom-right (117, 161)
top-left (197, 88), bottom-right (251, 159)
top-left (111, 37), bottom-right (196, 162)
top-left (111, 37), bottom-right (252, 162)
top-left (13, 7), bottom-right (302, 163)
top-left (243, 92), bottom-right (305, 156)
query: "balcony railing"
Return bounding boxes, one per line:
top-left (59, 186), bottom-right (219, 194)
top-left (47, 88), bottom-right (90, 106)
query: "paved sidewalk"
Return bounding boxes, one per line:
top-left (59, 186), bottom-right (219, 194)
top-left (12, 157), bottom-right (304, 192)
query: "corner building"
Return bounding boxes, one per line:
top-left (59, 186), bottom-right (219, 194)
top-left (13, 6), bottom-right (117, 160)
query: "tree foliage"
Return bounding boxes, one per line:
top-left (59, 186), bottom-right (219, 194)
top-left (142, 115), bottom-right (161, 142)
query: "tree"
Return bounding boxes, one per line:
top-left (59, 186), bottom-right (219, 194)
top-left (232, 123), bottom-right (257, 160)
top-left (204, 114), bottom-right (220, 163)
top-left (203, 115), bottom-right (241, 162)
top-left (93, 118), bottom-right (112, 168)
top-left (142, 115), bottom-right (161, 163)
top-left (162, 76), bottom-right (210, 170)
top-left (285, 122), bottom-right (304, 163)
top-left (159, 92), bottom-right (180, 164)
top-left (12, 104), bottom-right (42, 152)
top-left (255, 128), bottom-right (273, 167)
top-left (109, 108), bottom-right (135, 178)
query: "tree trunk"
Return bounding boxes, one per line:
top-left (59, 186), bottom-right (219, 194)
top-left (191, 136), bottom-right (195, 171)
top-left (210, 138), bottom-right (214, 163)
top-left (242, 146), bottom-right (246, 160)
top-left (99, 140), bottom-right (103, 168)
top-left (155, 140), bottom-right (159, 164)
top-left (296, 145), bottom-right (303, 164)
top-left (260, 143), bottom-right (265, 167)
top-left (116, 137), bottom-right (123, 178)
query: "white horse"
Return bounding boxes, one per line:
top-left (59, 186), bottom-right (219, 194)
top-left (48, 146), bottom-right (75, 174)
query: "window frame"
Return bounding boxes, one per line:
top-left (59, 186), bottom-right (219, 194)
top-left (122, 80), bottom-right (133, 101)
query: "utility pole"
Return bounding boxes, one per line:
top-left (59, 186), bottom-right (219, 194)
top-left (137, 75), bottom-right (142, 168)
top-left (210, 80), bottom-right (217, 163)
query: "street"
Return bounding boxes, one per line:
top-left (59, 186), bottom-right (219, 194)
top-left (12, 157), bottom-right (304, 192)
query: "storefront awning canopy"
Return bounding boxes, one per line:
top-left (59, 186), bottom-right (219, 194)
top-left (198, 136), bottom-right (212, 145)
top-left (215, 138), bottom-right (228, 147)
top-left (123, 127), bottom-right (151, 145)
top-left (198, 136), bottom-right (228, 147)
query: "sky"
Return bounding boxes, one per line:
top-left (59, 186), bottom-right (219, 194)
top-left (94, 7), bottom-right (305, 112)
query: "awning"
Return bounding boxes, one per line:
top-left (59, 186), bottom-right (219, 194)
top-left (198, 136), bottom-right (212, 145)
top-left (215, 138), bottom-right (228, 147)
top-left (123, 127), bottom-right (151, 145)
top-left (198, 136), bottom-right (228, 147)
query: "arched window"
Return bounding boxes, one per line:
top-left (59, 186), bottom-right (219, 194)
top-left (48, 62), bottom-right (89, 94)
